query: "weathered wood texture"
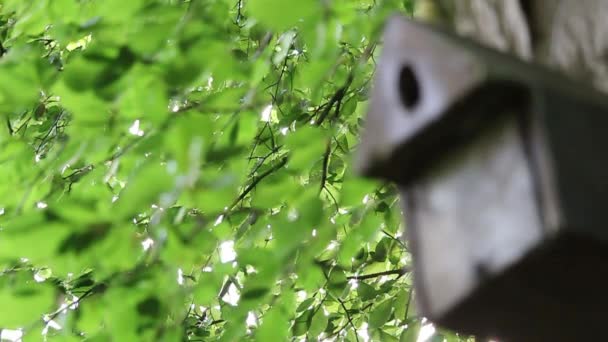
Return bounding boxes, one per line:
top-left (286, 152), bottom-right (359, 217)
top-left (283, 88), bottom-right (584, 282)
top-left (414, 1), bottom-right (608, 340)
top-left (447, 0), bottom-right (608, 91)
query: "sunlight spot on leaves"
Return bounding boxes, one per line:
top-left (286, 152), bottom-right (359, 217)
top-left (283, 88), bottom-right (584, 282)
top-left (326, 241), bottom-right (338, 251)
top-left (416, 323), bottom-right (436, 342)
top-left (33, 268), bottom-right (52, 283)
top-left (68, 295), bottom-right (79, 310)
top-left (65, 34), bottom-right (91, 51)
top-left (260, 104), bottom-right (273, 122)
top-left (128, 119), bottom-right (144, 136)
top-left (358, 322), bottom-right (370, 342)
top-left (141, 237), bottom-right (154, 251)
top-left (1, 328), bottom-right (23, 342)
top-left (221, 282), bottom-right (240, 306)
top-left (287, 208), bottom-right (299, 221)
top-left (246, 311), bottom-right (258, 327)
top-left (245, 265), bottom-right (257, 274)
top-left (177, 268), bottom-right (184, 285)
top-left (42, 316), bottom-right (62, 335)
top-left (219, 241), bottom-right (237, 263)
top-left (214, 214), bottom-right (224, 226)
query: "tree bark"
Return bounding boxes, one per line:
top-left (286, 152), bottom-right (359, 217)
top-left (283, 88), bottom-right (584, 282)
top-left (425, 0), bottom-right (608, 92)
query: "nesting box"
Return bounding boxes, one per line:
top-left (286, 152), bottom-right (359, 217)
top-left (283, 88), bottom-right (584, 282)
top-left (357, 16), bottom-right (608, 341)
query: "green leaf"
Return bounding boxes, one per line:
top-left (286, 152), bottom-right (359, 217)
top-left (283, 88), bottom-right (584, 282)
top-left (328, 269), bottom-right (348, 298)
top-left (340, 176), bottom-right (379, 207)
top-left (94, 0), bottom-right (144, 23)
top-left (337, 232), bottom-right (362, 267)
top-left (292, 309), bottom-right (313, 336)
top-left (394, 289), bottom-right (411, 322)
top-left (119, 65), bottom-right (168, 124)
top-left (357, 282), bottom-right (377, 301)
top-left (113, 161), bottom-right (174, 219)
top-left (373, 237), bottom-right (390, 262)
top-left (255, 307), bottom-right (288, 342)
top-left (284, 125), bottom-right (327, 171)
top-left (0, 280), bottom-right (55, 327)
top-left (308, 307), bottom-right (329, 337)
top-left (193, 264), bottom-right (232, 306)
top-left (248, 0), bottom-right (318, 31)
top-left (0, 67), bottom-right (40, 111)
top-left (369, 298), bottom-right (394, 329)
top-left (296, 298), bottom-right (315, 312)
top-left (0, 220), bottom-right (72, 266)
top-left (378, 329), bottom-right (401, 342)
top-left (400, 321), bottom-right (421, 342)
top-left (53, 82), bottom-right (110, 123)
top-left (164, 115), bottom-right (214, 172)
top-left (62, 55), bottom-right (108, 91)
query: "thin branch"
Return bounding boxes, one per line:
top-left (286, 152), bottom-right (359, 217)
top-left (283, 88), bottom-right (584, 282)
top-left (5, 117), bottom-right (12, 135)
top-left (229, 156), bottom-right (288, 209)
top-left (315, 78), bottom-right (351, 126)
top-left (217, 277), bottom-right (235, 300)
top-left (45, 283), bottom-right (105, 322)
top-left (403, 287), bottom-right (413, 322)
top-left (347, 268), bottom-right (409, 281)
top-left (381, 229), bottom-right (408, 250)
top-left (175, 101), bottom-right (264, 115)
top-left (323, 184), bottom-right (340, 211)
top-left (319, 140), bottom-right (332, 192)
top-left (253, 32), bottom-right (273, 59)
top-left (334, 295), bottom-right (360, 342)
top-left (233, 0), bottom-right (244, 27)
top-left (315, 42), bottom-right (375, 126)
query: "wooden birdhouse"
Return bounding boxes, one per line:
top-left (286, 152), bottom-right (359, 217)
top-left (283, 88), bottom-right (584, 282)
top-left (356, 15), bottom-right (608, 341)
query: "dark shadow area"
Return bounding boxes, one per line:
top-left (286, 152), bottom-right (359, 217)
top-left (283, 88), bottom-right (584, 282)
top-left (439, 233), bottom-right (608, 341)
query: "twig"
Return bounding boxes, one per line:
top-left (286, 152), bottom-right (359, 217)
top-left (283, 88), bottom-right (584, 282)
top-left (253, 32), bottom-right (273, 59)
top-left (347, 268), bottom-right (409, 281)
top-left (5, 117), bottom-right (12, 135)
top-left (319, 141), bottom-right (332, 192)
top-left (381, 229), bottom-right (408, 250)
top-left (45, 283), bottom-right (105, 322)
top-left (233, 0), bottom-right (244, 27)
top-left (315, 77), bottom-right (351, 126)
top-left (315, 42), bottom-right (376, 126)
top-left (334, 295), bottom-right (360, 342)
top-left (229, 156), bottom-right (288, 209)
top-left (403, 287), bottom-right (413, 322)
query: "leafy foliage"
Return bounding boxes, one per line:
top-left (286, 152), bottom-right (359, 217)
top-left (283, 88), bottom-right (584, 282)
top-left (0, 0), bottom-right (470, 341)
